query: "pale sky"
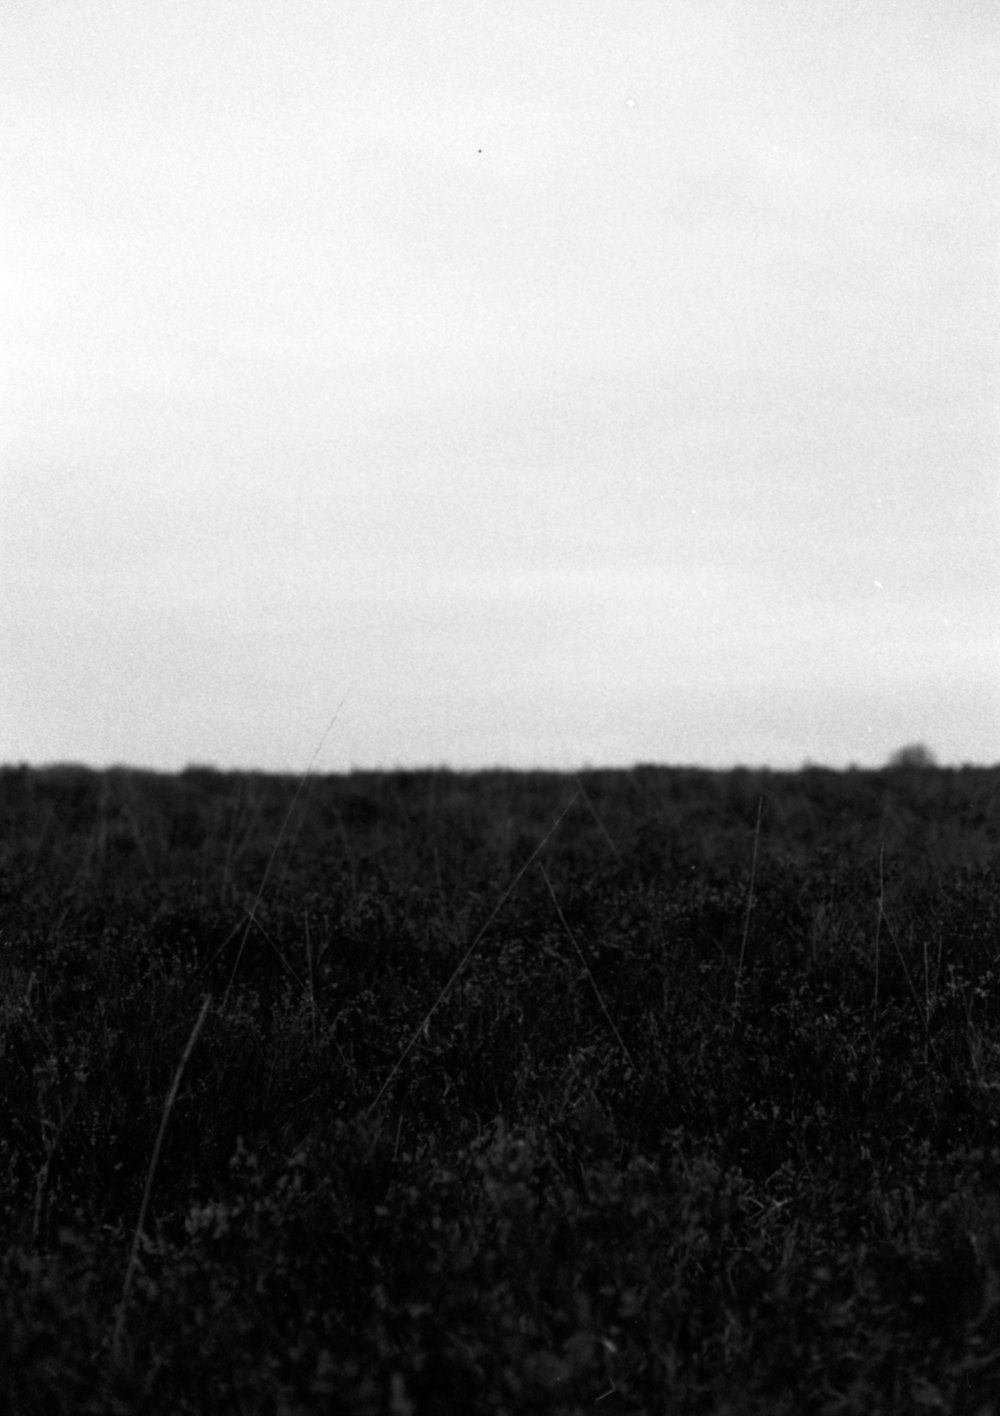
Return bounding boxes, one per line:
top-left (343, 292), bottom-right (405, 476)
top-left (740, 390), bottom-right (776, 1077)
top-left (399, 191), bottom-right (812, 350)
top-left (2, 0), bottom-right (998, 772)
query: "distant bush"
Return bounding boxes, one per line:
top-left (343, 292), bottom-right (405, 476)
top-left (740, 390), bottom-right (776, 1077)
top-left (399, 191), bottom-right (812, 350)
top-left (887, 742), bottom-right (937, 769)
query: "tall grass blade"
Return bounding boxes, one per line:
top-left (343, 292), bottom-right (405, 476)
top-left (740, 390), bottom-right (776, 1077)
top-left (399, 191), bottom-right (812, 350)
top-left (111, 992), bottom-right (212, 1367)
top-left (736, 794), bottom-right (764, 998)
top-left (364, 790), bottom-right (582, 1120)
top-left (539, 862), bottom-right (636, 1073)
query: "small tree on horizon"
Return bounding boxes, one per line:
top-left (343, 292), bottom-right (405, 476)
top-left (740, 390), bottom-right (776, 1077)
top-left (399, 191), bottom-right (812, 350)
top-left (887, 742), bottom-right (937, 769)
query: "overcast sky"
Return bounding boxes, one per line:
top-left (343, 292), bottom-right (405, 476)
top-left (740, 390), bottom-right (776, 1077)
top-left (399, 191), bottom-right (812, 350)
top-left (2, 0), bottom-right (997, 773)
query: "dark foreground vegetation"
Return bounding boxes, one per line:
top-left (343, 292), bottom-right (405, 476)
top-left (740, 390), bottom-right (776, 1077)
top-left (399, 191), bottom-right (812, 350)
top-left (1, 759), bottom-right (999, 1414)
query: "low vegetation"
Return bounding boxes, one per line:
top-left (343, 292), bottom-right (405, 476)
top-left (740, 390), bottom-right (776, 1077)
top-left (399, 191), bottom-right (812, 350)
top-left (1, 760), bottom-right (999, 1413)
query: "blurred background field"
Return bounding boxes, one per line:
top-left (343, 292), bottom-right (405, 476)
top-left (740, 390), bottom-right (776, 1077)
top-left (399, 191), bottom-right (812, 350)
top-left (1, 761), bottom-right (999, 1412)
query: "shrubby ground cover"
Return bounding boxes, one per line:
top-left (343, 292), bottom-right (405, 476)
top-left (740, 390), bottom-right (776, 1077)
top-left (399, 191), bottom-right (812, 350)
top-left (0, 760), bottom-right (999, 1413)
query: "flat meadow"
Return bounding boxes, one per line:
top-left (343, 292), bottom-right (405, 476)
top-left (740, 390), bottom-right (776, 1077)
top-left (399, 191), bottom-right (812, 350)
top-left (1, 760), bottom-right (999, 1413)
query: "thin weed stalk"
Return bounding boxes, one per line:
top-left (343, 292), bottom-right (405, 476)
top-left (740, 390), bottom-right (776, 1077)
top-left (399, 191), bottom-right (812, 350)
top-left (112, 703), bottom-right (348, 1364)
top-left (221, 698), bottom-right (347, 1007)
top-left (539, 862), bottom-right (635, 1073)
top-left (573, 774), bottom-right (622, 861)
top-left (364, 789), bottom-right (582, 1120)
top-left (111, 992), bottom-right (212, 1367)
top-left (873, 839), bottom-right (884, 1011)
top-left (736, 795), bottom-right (763, 1000)
top-left (304, 906), bottom-right (318, 1051)
top-left (873, 841), bottom-right (935, 1062)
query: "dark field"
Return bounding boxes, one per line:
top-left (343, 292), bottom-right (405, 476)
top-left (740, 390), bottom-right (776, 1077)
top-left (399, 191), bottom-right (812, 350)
top-left (2, 761), bottom-right (999, 1413)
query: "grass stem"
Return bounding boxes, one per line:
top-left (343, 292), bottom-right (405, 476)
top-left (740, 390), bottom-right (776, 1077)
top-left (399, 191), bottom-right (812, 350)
top-left (736, 795), bottom-right (763, 998)
top-left (111, 993), bottom-right (212, 1367)
top-left (364, 790), bottom-right (581, 1120)
top-left (539, 862), bottom-right (636, 1074)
